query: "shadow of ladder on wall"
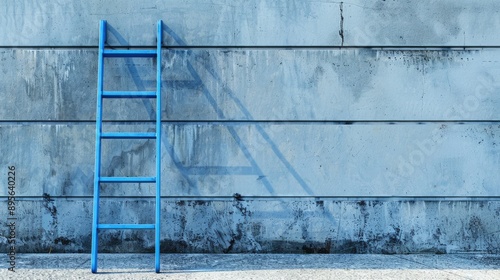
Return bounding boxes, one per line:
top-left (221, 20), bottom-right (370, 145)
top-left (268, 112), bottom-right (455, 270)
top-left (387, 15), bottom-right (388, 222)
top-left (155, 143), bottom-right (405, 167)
top-left (91, 20), bottom-right (163, 273)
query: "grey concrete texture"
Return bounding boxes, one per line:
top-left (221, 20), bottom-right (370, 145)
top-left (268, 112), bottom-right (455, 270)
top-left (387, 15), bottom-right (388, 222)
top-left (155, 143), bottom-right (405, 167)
top-left (0, 0), bottom-right (341, 47)
top-left (0, 253), bottom-right (499, 279)
top-left (3, 0), bottom-right (500, 47)
top-left (2, 0), bottom-right (500, 259)
top-left (1, 123), bottom-right (500, 197)
top-left (3, 49), bottom-right (500, 121)
top-left (1, 199), bottom-right (499, 254)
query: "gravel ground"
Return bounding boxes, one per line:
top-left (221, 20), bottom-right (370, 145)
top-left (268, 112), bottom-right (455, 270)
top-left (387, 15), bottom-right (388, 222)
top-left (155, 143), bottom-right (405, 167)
top-left (1, 253), bottom-right (499, 279)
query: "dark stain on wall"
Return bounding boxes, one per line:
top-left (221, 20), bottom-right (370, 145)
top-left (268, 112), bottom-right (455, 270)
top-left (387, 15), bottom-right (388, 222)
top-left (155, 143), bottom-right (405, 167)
top-left (191, 200), bottom-right (207, 206)
top-left (223, 238), bottom-right (236, 253)
top-left (302, 238), bottom-right (331, 254)
top-left (160, 239), bottom-right (189, 253)
top-left (42, 193), bottom-right (57, 220)
top-left (176, 200), bottom-right (186, 206)
top-left (233, 199), bottom-right (250, 217)
top-left (315, 200), bottom-right (324, 209)
top-left (97, 230), bottom-right (155, 253)
top-left (54, 236), bottom-right (73, 245)
top-left (468, 216), bottom-right (483, 239)
top-left (42, 191), bottom-right (58, 246)
top-left (5, 200), bottom-right (499, 254)
top-left (332, 240), bottom-right (369, 254)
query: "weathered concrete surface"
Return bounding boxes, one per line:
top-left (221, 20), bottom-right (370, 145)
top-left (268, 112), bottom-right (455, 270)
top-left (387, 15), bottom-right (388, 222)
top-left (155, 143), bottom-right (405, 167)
top-left (345, 0), bottom-right (500, 46)
top-left (1, 123), bottom-right (500, 197)
top-left (166, 48), bottom-right (500, 121)
top-left (0, 254), bottom-right (499, 279)
top-left (0, 199), bottom-right (499, 254)
top-left (3, 49), bottom-right (500, 121)
top-left (3, 1), bottom-right (500, 47)
top-left (1, 0), bottom-right (500, 257)
top-left (0, 0), bottom-right (341, 47)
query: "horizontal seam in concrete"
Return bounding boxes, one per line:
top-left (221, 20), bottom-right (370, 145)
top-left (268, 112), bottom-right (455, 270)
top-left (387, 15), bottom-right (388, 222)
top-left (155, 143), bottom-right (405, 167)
top-left (2, 45), bottom-right (500, 50)
top-left (3, 196), bottom-right (500, 201)
top-left (2, 120), bottom-right (500, 124)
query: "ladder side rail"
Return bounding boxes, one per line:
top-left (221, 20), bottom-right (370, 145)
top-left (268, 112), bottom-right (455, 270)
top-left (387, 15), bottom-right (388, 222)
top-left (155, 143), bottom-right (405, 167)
top-left (91, 19), bottom-right (107, 274)
top-left (155, 19), bottom-right (163, 274)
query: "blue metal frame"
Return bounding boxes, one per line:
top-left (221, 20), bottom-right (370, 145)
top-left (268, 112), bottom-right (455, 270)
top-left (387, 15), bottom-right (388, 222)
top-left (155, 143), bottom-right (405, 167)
top-left (155, 20), bottom-right (163, 274)
top-left (91, 19), bottom-right (106, 274)
top-left (103, 49), bottom-right (157, 57)
top-left (91, 20), bottom-right (162, 273)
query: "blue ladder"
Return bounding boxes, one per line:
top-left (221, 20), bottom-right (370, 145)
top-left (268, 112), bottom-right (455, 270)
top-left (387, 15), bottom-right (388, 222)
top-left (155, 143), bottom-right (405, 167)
top-left (91, 20), bottom-right (162, 273)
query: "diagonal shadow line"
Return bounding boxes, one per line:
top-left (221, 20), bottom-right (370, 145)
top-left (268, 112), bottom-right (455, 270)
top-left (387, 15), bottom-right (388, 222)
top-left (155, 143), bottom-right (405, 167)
top-left (186, 60), bottom-right (275, 195)
top-left (164, 23), bottom-right (313, 196)
top-left (196, 58), bottom-right (315, 196)
top-left (162, 23), bottom-right (275, 194)
top-left (107, 25), bottom-right (155, 121)
top-left (163, 24), bottom-right (341, 235)
top-left (106, 24), bottom-right (201, 195)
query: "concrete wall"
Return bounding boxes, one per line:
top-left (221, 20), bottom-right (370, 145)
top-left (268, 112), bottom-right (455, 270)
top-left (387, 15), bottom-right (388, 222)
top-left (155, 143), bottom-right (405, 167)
top-left (0, 0), bottom-right (499, 254)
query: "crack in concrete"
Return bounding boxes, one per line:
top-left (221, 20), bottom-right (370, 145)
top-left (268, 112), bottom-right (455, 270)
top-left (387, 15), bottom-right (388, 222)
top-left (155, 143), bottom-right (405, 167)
top-left (339, 2), bottom-right (345, 47)
top-left (392, 255), bottom-right (473, 280)
top-left (74, 257), bottom-right (90, 270)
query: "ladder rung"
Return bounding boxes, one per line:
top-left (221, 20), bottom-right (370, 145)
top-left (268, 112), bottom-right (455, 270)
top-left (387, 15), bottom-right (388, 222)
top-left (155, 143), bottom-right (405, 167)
top-left (103, 49), bottom-right (157, 57)
top-left (100, 177), bottom-right (156, 183)
top-left (101, 132), bottom-right (156, 139)
top-left (97, 224), bottom-right (155, 230)
top-left (102, 91), bottom-right (157, 98)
